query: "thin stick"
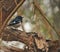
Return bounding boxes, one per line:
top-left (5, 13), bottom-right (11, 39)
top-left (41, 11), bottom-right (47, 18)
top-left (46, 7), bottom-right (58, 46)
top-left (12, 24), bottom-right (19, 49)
top-left (14, 0), bottom-right (17, 5)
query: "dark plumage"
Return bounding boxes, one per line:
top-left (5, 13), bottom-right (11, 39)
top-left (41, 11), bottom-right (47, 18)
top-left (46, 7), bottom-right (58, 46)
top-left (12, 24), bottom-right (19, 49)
top-left (8, 16), bottom-right (23, 26)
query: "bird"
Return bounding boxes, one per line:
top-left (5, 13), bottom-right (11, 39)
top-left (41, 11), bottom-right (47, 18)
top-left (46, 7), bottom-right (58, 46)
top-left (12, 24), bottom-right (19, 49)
top-left (8, 16), bottom-right (23, 26)
top-left (8, 16), bottom-right (23, 30)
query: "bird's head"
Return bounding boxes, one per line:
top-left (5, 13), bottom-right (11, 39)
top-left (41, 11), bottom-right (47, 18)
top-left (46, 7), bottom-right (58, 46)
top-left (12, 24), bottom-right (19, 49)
top-left (15, 16), bottom-right (23, 23)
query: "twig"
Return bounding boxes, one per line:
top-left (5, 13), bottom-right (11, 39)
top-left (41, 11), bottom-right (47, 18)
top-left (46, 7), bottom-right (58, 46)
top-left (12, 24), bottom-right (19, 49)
top-left (14, 0), bottom-right (17, 5)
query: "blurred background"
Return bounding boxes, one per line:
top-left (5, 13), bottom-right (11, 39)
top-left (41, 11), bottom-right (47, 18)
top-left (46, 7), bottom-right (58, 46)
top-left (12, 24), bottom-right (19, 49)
top-left (9, 0), bottom-right (60, 40)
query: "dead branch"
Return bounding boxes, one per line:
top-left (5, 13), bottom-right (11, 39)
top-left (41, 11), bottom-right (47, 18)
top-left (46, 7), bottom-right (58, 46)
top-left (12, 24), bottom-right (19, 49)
top-left (1, 46), bottom-right (24, 52)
